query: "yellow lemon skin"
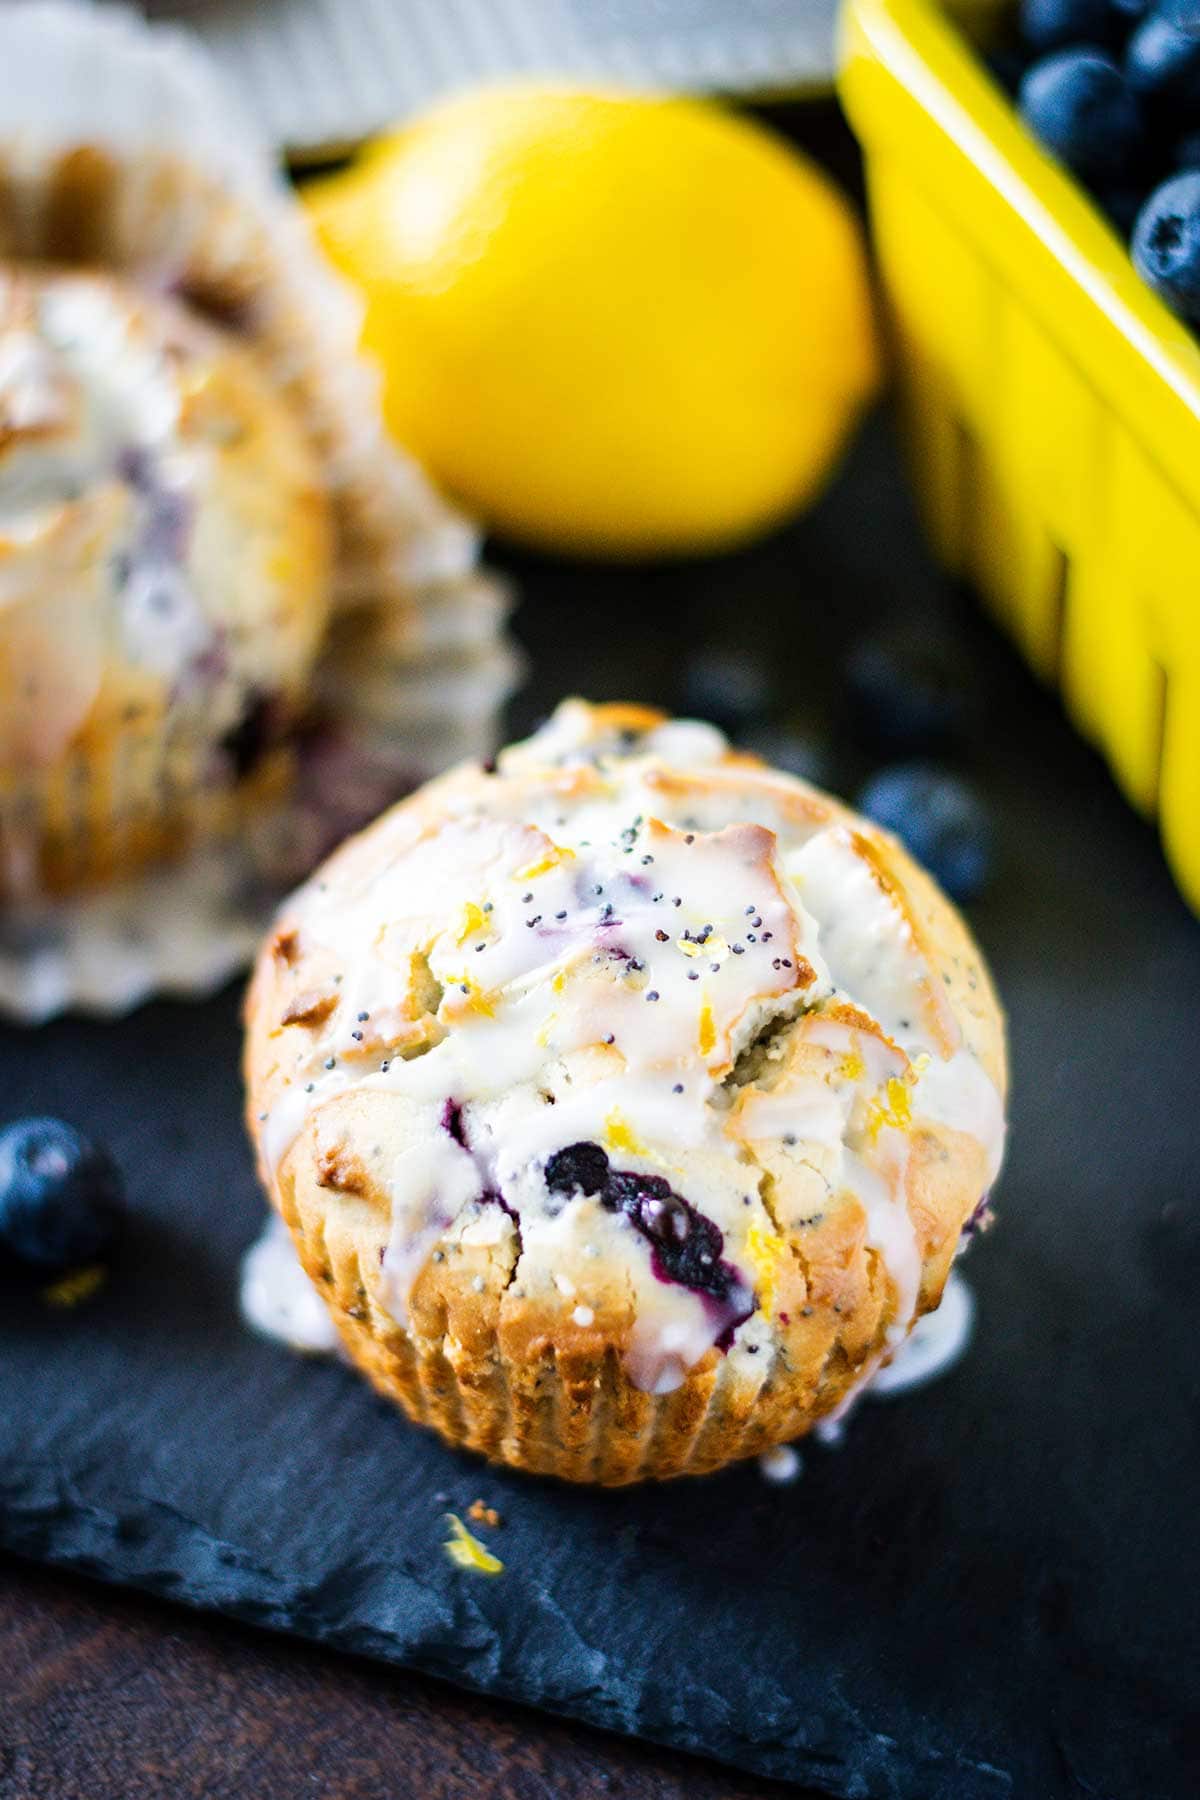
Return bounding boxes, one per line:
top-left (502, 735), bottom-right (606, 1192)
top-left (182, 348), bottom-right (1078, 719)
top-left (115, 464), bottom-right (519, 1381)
top-left (307, 85), bottom-right (882, 558)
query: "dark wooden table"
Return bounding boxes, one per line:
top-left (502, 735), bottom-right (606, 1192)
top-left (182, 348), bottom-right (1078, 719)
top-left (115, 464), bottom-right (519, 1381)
top-left (1, 1555), bottom-right (804, 1799)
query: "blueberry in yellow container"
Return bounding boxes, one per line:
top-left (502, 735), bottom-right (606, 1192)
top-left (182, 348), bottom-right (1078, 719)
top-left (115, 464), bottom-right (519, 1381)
top-left (839, 0), bottom-right (1200, 914)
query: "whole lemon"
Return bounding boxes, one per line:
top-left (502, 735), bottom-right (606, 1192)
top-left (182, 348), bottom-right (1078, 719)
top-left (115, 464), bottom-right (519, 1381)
top-left (307, 85), bottom-right (882, 558)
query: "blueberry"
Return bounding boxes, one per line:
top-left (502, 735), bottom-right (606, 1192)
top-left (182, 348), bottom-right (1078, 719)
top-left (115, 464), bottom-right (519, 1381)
top-left (1019, 0), bottom-right (1122, 53)
top-left (679, 648), bottom-right (772, 733)
top-left (1019, 50), bottom-right (1144, 183)
top-left (1158, 1), bottom-right (1200, 33)
top-left (843, 622), bottom-right (977, 756)
top-left (1132, 172), bottom-right (1200, 316)
top-left (857, 763), bottom-right (995, 902)
top-left (634, 1188), bottom-right (692, 1247)
top-left (542, 1138), bottom-right (756, 1344)
top-left (0, 1118), bottom-right (123, 1273)
top-left (545, 1141), bottom-right (610, 1197)
top-left (605, 1169), bottom-right (734, 1300)
top-left (1125, 13), bottom-right (1200, 111)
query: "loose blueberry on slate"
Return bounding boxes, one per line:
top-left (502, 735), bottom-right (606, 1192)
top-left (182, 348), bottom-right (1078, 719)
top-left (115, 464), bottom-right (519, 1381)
top-left (857, 763), bottom-right (994, 903)
top-left (0, 1117), bottom-right (124, 1273)
top-left (679, 648), bottom-right (773, 733)
top-left (843, 622), bottom-right (977, 756)
top-left (1132, 172), bottom-right (1200, 316)
top-left (1125, 12), bottom-right (1200, 111)
top-left (1020, 0), bottom-right (1122, 53)
top-left (1019, 50), bottom-right (1144, 183)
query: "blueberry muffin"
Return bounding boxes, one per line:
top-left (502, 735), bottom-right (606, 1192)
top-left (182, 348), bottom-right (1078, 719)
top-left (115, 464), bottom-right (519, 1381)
top-left (0, 265), bottom-right (331, 898)
top-left (244, 700), bottom-right (1006, 1484)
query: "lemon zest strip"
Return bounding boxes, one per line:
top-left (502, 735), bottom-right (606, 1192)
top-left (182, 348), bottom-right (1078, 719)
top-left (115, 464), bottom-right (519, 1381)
top-left (444, 1514), bottom-right (504, 1575)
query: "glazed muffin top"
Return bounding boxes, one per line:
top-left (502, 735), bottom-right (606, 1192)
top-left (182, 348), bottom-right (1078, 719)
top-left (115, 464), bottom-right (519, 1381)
top-left (0, 264), bottom-right (330, 772)
top-left (246, 700), bottom-right (1006, 1400)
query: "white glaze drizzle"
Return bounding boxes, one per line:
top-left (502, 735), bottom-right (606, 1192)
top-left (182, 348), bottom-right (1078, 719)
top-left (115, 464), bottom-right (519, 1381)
top-left (758, 1443), bottom-right (803, 1484)
top-left (912, 1047), bottom-right (1006, 1184)
top-left (869, 1269), bottom-right (975, 1397)
top-left (382, 1133), bottom-right (483, 1327)
top-left (239, 1213), bottom-right (339, 1355)
top-left (260, 703), bottom-right (1005, 1393)
top-left (811, 1271), bottom-right (978, 1443)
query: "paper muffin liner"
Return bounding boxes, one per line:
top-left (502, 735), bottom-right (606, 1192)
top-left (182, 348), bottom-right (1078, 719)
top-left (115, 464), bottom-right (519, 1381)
top-left (0, 843), bottom-right (266, 1025)
top-left (324, 569), bottom-right (517, 671)
top-left (0, 655), bottom-right (516, 1019)
top-left (0, 3), bottom-right (521, 1016)
top-left (0, 706), bottom-right (502, 1022)
top-left (275, 1179), bottom-right (889, 1486)
top-left (1, 715), bottom-right (245, 904)
top-left (317, 630), bottom-right (527, 739)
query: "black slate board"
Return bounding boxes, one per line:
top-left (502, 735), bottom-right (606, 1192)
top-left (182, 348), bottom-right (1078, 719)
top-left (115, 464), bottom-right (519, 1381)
top-left (4, 407), bottom-right (1199, 1799)
top-left (3, 373), bottom-right (1199, 1796)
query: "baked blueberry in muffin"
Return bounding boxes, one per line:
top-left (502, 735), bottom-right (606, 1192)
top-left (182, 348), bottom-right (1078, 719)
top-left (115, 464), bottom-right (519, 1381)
top-left (244, 700), bottom-right (1006, 1483)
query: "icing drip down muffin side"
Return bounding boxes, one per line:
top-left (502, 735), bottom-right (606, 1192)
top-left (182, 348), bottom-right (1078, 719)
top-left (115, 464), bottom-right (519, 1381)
top-left (244, 700), bottom-right (1007, 1484)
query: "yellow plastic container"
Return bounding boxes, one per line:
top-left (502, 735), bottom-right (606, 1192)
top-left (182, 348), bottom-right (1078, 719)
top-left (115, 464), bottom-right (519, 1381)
top-left (839, 0), bottom-right (1200, 914)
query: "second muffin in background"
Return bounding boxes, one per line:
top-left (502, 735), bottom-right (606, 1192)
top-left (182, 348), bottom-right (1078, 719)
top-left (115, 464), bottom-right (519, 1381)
top-left (244, 700), bottom-right (1007, 1484)
top-left (0, 265), bottom-right (331, 899)
top-left (0, 1), bottom-right (518, 1021)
